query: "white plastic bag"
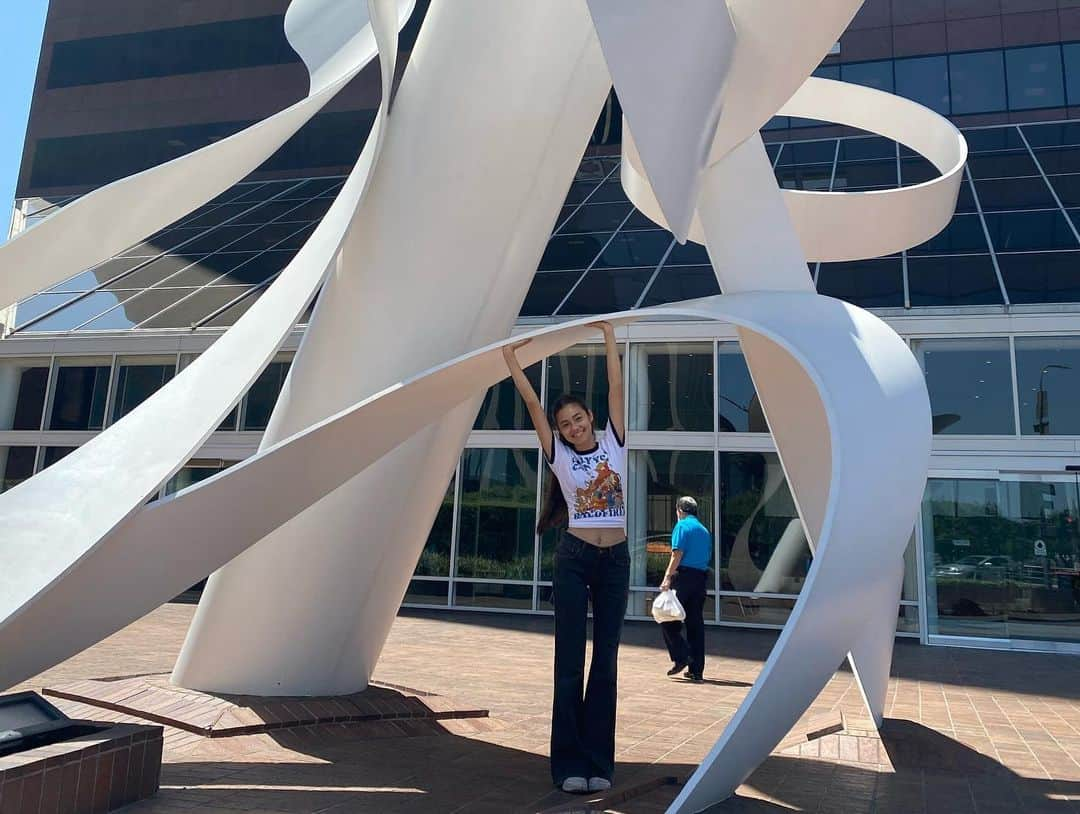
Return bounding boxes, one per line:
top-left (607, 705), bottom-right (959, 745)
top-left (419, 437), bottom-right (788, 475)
top-left (651, 589), bottom-right (686, 623)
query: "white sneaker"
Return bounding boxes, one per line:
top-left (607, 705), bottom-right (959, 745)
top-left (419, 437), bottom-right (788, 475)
top-left (561, 776), bottom-right (589, 794)
top-left (588, 777), bottom-right (612, 792)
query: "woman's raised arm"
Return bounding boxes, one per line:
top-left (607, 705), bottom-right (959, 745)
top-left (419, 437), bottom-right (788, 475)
top-left (502, 339), bottom-right (553, 461)
top-left (593, 321), bottom-right (624, 443)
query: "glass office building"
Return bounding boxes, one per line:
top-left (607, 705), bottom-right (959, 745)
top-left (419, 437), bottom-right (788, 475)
top-left (6, 0), bottom-right (1080, 653)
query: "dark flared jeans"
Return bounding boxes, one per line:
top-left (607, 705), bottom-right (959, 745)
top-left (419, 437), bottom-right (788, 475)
top-left (550, 533), bottom-right (630, 785)
top-left (661, 566), bottom-right (707, 677)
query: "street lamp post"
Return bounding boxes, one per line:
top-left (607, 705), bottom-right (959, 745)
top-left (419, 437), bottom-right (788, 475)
top-left (1034, 363), bottom-right (1072, 434)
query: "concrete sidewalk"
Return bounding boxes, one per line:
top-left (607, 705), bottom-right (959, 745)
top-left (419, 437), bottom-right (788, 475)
top-left (10, 604), bottom-right (1080, 812)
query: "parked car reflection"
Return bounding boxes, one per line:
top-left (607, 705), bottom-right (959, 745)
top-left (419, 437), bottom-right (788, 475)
top-left (933, 555), bottom-right (1013, 580)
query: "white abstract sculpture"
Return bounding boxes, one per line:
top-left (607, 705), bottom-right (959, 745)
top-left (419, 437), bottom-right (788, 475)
top-left (0, 1), bottom-right (965, 811)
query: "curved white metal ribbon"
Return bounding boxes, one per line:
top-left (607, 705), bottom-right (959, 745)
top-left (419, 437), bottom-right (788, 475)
top-left (0, 0), bottom-right (416, 311)
top-left (0, 0), bottom-right (406, 658)
top-left (0, 295), bottom-right (926, 703)
top-left (621, 76), bottom-right (967, 262)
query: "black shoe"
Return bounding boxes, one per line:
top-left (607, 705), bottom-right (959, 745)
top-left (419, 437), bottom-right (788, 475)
top-left (667, 660), bottom-right (688, 677)
top-left (684, 670), bottom-right (703, 683)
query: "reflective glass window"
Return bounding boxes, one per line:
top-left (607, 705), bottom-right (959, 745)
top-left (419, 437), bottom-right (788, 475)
top-left (775, 165), bottom-right (833, 191)
top-left (665, 241), bottom-right (709, 266)
top-left (111, 356), bottom-right (176, 422)
top-left (923, 476), bottom-right (1080, 644)
top-left (628, 343), bottom-right (713, 432)
top-left (79, 288), bottom-right (205, 331)
top-left (1064, 43), bottom-right (1080, 106)
top-left (1015, 336), bottom-right (1080, 436)
top-left (0, 447), bottom-right (36, 493)
top-left (997, 250), bottom-right (1080, 303)
top-left (241, 357), bottom-right (292, 431)
top-left (49, 358), bottom-right (111, 431)
top-left (545, 344), bottom-right (619, 427)
top-left (1005, 45), bottom-right (1065, 111)
top-left (163, 459), bottom-right (235, 496)
top-left (564, 180), bottom-right (601, 207)
top-left (907, 214), bottom-right (988, 255)
top-left (1024, 121), bottom-right (1080, 149)
top-left (717, 343), bottom-right (765, 434)
top-left (774, 140), bottom-right (835, 166)
top-left (558, 202), bottom-right (632, 234)
top-left (0, 358), bottom-right (49, 431)
top-left (900, 156), bottom-right (938, 185)
top-left (139, 287), bottom-right (255, 330)
top-left (520, 271), bottom-right (582, 317)
top-left (973, 177), bottom-right (1057, 211)
top-left (1049, 175), bottom-right (1080, 207)
top-left (453, 582), bottom-right (533, 610)
top-left (831, 161), bottom-right (898, 190)
top-left (895, 55), bottom-right (950, 114)
top-left (623, 208), bottom-right (663, 230)
top-left (837, 136), bottom-right (895, 162)
top-left (950, 51), bottom-right (1007, 115)
top-left (558, 268), bottom-right (654, 315)
top-left (1031, 147), bottom-right (1080, 175)
top-left (594, 231), bottom-right (673, 269)
top-left (626, 450), bottom-right (714, 592)
top-left (912, 338), bottom-right (1015, 435)
top-left (966, 151), bottom-right (1038, 179)
top-left (538, 233), bottom-right (609, 271)
top-left (906, 255), bottom-right (1004, 307)
top-left (47, 17), bottom-right (300, 88)
top-left (816, 258), bottom-right (905, 308)
top-left (415, 477), bottom-right (455, 577)
top-left (14, 292), bottom-right (124, 332)
top-left (963, 126), bottom-right (1026, 153)
top-left (455, 448), bottom-right (537, 581)
top-left (31, 121), bottom-right (251, 190)
top-left (718, 452), bottom-right (808, 595)
top-left (588, 181), bottom-right (630, 204)
top-left (404, 580), bottom-right (449, 606)
top-left (474, 362), bottom-right (541, 430)
top-left (984, 210), bottom-right (1078, 252)
top-left (841, 60), bottom-right (894, 92)
top-left (640, 266), bottom-right (720, 306)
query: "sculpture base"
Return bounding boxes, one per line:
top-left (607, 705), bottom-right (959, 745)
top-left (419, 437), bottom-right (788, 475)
top-left (41, 675), bottom-right (487, 739)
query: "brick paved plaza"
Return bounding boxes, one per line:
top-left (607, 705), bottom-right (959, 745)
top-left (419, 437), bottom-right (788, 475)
top-left (10, 604), bottom-right (1080, 813)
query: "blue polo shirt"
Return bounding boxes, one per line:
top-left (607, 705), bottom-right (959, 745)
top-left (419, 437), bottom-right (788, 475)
top-left (672, 515), bottom-right (712, 571)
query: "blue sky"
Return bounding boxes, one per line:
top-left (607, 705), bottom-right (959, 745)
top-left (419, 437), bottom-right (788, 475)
top-left (2, 3), bottom-right (47, 237)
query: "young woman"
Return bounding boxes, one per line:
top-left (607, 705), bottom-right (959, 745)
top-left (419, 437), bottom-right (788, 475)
top-left (502, 321), bottom-right (630, 795)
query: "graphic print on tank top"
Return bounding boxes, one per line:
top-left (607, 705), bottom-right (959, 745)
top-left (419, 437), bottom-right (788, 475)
top-left (548, 420), bottom-right (628, 529)
top-left (574, 459), bottom-right (624, 517)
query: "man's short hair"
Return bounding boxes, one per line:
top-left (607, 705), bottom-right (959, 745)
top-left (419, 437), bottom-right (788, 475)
top-left (677, 496), bottom-right (698, 516)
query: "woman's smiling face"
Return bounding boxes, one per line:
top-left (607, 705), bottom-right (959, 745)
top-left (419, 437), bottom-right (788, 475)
top-left (555, 402), bottom-right (595, 450)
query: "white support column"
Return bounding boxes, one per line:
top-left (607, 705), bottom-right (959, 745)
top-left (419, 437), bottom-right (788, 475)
top-left (172, 0), bottom-right (613, 695)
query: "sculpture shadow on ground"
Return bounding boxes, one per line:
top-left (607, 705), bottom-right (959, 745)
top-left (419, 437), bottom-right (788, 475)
top-left (151, 727), bottom-right (691, 814)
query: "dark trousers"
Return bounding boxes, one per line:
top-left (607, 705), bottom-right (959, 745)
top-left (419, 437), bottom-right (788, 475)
top-left (661, 566), bottom-right (707, 676)
top-left (551, 533), bottom-right (630, 785)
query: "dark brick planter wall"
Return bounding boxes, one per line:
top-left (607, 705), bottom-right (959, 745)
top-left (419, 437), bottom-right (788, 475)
top-left (0, 722), bottom-right (162, 814)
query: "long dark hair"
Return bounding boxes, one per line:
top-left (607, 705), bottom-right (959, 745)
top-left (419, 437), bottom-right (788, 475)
top-left (536, 394), bottom-right (592, 534)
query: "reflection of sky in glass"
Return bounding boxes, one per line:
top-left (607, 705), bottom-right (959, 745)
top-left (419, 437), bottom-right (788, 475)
top-left (26, 291), bottom-right (140, 331)
top-left (13, 292), bottom-right (83, 327)
top-left (78, 289), bottom-right (203, 330)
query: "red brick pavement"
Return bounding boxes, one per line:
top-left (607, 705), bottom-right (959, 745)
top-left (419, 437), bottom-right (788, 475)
top-left (8, 604), bottom-right (1080, 812)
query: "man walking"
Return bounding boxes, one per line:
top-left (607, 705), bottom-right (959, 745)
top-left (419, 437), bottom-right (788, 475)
top-left (659, 496), bottom-right (712, 682)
